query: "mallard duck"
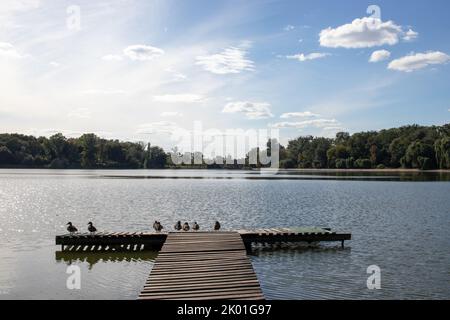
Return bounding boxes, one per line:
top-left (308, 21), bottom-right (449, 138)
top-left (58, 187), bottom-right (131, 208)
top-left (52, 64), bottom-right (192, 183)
top-left (182, 222), bottom-right (190, 232)
top-left (153, 221), bottom-right (163, 232)
top-left (174, 221), bottom-right (182, 231)
top-left (87, 222), bottom-right (97, 233)
top-left (214, 221), bottom-right (221, 231)
top-left (66, 222), bottom-right (78, 234)
top-left (192, 222), bottom-right (200, 231)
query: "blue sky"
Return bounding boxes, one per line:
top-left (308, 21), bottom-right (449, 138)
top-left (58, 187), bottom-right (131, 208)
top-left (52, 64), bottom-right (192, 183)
top-left (1, 0), bottom-right (449, 149)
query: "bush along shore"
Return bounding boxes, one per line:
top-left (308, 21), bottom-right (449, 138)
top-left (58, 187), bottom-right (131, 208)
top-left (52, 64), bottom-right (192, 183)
top-left (0, 124), bottom-right (449, 170)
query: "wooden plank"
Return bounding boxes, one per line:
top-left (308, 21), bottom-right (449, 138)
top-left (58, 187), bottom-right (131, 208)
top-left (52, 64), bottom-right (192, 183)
top-left (146, 270), bottom-right (258, 282)
top-left (143, 280), bottom-right (260, 291)
top-left (139, 231), bottom-right (264, 300)
top-left (139, 293), bottom-right (264, 301)
top-left (145, 275), bottom-right (259, 285)
top-left (152, 261), bottom-right (252, 269)
top-left (139, 288), bottom-right (264, 299)
top-left (149, 267), bottom-right (255, 277)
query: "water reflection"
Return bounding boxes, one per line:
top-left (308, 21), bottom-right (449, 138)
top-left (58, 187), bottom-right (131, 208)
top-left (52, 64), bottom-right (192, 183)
top-left (250, 244), bottom-right (354, 300)
top-left (249, 243), bottom-right (351, 257)
top-left (100, 171), bottom-right (450, 181)
top-left (55, 251), bottom-right (158, 270)
top-left (1, 169), bottom-right (449, 299)
top-left (2, 168), bottom-right (450, 181)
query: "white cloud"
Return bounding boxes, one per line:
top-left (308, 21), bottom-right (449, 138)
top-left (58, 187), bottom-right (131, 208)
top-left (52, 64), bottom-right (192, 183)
top-left (81, 89), bottom-right (127, 95)
top-left (323, 126), bottom-right (345, 131)
top-left (280, 111), bottom-right (321, 119)
top-left (102, 54), bottom-right (123, 61)
top-left (30, 129), bottom-right (83, 138)
top-left (165, 68), bottom-right (187, 82)
top-left (171, 73), bottom-right (187, 81)
top-left (0, 0), bottom-right (40, 13)
top-left (49, 61), bottom-right (60, 67)
top-left (123, 44), bottom-right (164, 61)
top-left (319, 17), bottom-right (403, 48)
top-left (0, 42), bottom-right (25, 58)
top-left (403, 29), bottom-right (418, 41)
top-left (136, 121), bottom-right (184, 135)
top-left (196, 47), bottom-right (254, 74)
top-left (286, 52), bottom-right (330, 62)
top-left (153, 94), bottom-right (204, 103)
top-left (222, 101), bottom-right (273, 119)
top-left (284, 25), bottom-right (295, 31)
top-left (388, 51), bottom-right (450, 72)
top-left (271, 119), bottom-right (339, 129)
top-left (161, 112), bottom-right (183, 117)
top-left (68, 108), bottom-right (91, 119)
top-left (369, 49), bottom-right (391, 63)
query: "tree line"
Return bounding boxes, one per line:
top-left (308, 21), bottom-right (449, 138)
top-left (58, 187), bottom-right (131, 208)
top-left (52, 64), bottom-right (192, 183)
top-left (0, 123), bottom-right (449, 170)
top-left (0, 133), bottom-right (167, 169)
top-left (280, 123), bottom-right (450, 170)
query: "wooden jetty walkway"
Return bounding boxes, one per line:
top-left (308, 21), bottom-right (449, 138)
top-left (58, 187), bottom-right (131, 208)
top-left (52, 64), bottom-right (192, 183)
top-left (56, 227), bottom-right (351, 251)
top-left (55, 227), bottom-right (350, 300)
top-left (139, 232), bottom-right (264, 300)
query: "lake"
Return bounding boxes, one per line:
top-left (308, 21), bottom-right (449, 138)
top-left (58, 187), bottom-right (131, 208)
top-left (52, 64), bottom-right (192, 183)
top-left (0, 169), bottom-right (449, 300)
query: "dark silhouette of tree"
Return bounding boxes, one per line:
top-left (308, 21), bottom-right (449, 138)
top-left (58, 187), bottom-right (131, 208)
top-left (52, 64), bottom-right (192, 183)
top-left (79, 134), bottom-right (98, 169)
top-left (0, 123), bottom-right (449, 170)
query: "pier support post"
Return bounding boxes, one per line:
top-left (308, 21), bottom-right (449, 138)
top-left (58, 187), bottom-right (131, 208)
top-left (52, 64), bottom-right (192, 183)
top-left (244, 241), bottom-right (252, 253)
top-left (341, 240), bottom-right (344, 248)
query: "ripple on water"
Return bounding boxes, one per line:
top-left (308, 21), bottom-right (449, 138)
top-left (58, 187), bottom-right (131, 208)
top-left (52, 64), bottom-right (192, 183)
top-left (0, 170), bottom-right (449, 299)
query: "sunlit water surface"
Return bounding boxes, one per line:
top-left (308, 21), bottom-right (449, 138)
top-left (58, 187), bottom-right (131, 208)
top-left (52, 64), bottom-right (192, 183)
top-left (0, 169), bottom-right (449, 300)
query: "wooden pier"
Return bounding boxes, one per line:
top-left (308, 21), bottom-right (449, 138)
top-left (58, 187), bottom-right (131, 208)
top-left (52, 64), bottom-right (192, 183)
top-left (55, 227), bottom-right (350, 300)
top-left (139, 232), bottom-right (264, 300)
top-left (56, 231), bottom-right (166, 251)
top-left (55, 227), bottom-right (351, 251)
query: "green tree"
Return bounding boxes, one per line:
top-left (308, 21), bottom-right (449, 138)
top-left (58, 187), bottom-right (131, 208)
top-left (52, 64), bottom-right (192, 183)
top-left (435, 137), bottom-right (450, 169)
top-left (0, 146), bottom-right (15, 165)
top-left (79, 134), bottom-right (98, 168)
top-left (405, 141), bottom-right (435, 169)
top-left (355, 158), bottom-right (372, 169)
top-left (335, 158), bottom-right (346, 169)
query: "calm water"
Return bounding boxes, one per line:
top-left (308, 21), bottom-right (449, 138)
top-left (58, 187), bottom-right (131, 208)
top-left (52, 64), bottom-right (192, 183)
top-left (0, 169), bottom-right (449, 300)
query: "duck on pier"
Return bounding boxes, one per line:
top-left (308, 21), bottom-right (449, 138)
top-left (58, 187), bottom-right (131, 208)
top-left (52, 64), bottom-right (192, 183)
top-left (66, 222), bottom-right (78, 234)
top-left (214, 221), bottom-right (221, 231)
top-left (174, 221), bottom-right (182, 231)
top-left (192, 222), bottom-right (200, 231)
top-left (87, 222), bottom-right (97, 234)
top-left (182, 222), bottom-right (190, 232)
top-left (153, 221), bottom-right (164, 232)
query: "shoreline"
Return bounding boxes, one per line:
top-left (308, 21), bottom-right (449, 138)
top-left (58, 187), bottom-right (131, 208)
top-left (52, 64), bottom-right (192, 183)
top-left (278, 168), bottom-right (450, 173)
top-left (1, 167), bottom-right (450, 173)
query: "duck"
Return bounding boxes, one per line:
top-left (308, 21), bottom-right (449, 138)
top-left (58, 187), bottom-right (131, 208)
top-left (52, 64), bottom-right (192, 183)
top-left (182, 222), bottom-right (190, 232)
top-left (153, 221), bottom-right (164, 232)
top-left (66, 222), bottom-right (78, 234)
top-left (174, 221), bottom-right (182, 231)
top-left (192, 222), bottom-right (200, 231)
top-left (87, 222), bottom-right (97, 234)
top-left (214, 221), bottom-right (221, 231)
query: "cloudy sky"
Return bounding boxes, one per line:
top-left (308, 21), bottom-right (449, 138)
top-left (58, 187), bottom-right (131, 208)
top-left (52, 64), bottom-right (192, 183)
top-left (1, 0), bottom-right (450, 149)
